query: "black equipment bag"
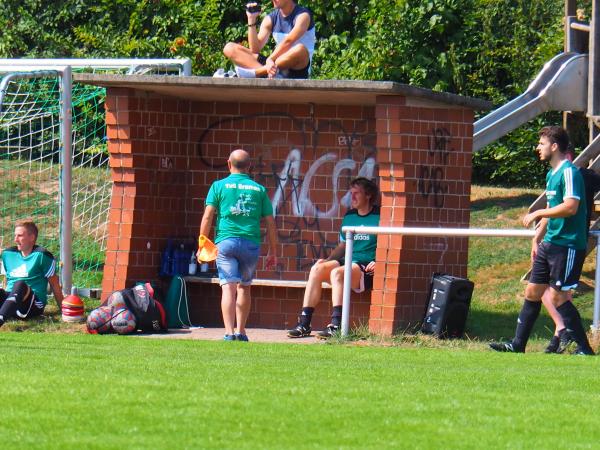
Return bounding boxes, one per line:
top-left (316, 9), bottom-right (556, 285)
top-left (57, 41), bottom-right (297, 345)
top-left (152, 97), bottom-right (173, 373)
top-left (122, 283), bottom-right (168, 333)
top-left (421, 273), bottom-right (474, 339)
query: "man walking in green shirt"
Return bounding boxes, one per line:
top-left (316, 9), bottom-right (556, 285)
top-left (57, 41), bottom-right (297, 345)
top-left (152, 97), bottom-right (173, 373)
top-left (0, 221), bottom-right (64, 327)
top-left (199, 149), bottom-right (278, 341)
top-left (490, 126), bottom-right (594, 355)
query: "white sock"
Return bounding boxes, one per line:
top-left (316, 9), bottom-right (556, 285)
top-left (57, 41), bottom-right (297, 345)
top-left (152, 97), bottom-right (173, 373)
top-left (235, 66), bottom-right (257, 78)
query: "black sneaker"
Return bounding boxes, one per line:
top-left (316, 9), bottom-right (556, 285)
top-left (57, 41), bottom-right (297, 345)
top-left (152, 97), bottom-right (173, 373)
top-left (316, 324), bottom-right (339, 340)
top-left (556, 329), bottom-right (575, 354)
top-left (572, 346), bottom-right (595, 356)
top-left (287, 323), bottom-right (311, 338)
top-left (544, 335), bottom-right (560, 354)
top-left (489, 341), bottom-right (524, 353)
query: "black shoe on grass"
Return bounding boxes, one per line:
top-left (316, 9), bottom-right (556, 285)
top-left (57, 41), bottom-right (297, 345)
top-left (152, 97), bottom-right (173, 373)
top-left (489, 341), bottom-right (524, 353)
top-left (556, 329), bottom-right (575, 354)
top-left (544, 335), bottom-right (560, 354)
top-left (316, 324), bottom-right (339, 340)
top-left (572, 346), bottom-right (595, 356)
top-left (287, 323), bottom-right (311, 338)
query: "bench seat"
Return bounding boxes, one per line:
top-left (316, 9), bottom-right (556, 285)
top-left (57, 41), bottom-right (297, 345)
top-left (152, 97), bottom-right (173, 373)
top-left (183, 276), bottom-right (331, 289)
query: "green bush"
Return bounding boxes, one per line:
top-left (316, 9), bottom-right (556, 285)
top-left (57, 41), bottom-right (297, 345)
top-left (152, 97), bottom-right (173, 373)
top-left (1, 0), bottom-right (594, 187)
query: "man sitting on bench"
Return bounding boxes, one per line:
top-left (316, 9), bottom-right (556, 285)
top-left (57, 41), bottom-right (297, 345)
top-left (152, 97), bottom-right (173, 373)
top-left (287, 177), bottom-right (380, 339)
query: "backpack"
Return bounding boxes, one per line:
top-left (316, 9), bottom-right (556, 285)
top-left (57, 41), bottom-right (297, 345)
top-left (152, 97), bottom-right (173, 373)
top-left (121, 283), bottom-right (168, 333)
top-left (164, 276), bottom-right (199, 329)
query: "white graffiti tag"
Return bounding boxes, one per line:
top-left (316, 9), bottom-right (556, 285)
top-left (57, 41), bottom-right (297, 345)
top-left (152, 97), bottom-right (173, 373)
top-left (271, 148), bottom-right (376, 218)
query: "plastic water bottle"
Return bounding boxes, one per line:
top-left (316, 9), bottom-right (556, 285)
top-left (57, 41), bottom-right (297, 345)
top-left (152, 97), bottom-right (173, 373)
top-left (160, 240), bottom-right (174, 276)
top-left (188, 252), bottom-right (198, 275)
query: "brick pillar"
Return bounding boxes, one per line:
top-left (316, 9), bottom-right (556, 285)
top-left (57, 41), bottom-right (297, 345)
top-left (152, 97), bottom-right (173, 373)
top-left (370, 95), bottom-right (474, 335)
top-left (101, 89), bottom-right (192, 300)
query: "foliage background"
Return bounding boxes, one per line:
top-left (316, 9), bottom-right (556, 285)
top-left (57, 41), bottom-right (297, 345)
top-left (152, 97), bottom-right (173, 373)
top-left (0, 0), bottom-right (594, 187)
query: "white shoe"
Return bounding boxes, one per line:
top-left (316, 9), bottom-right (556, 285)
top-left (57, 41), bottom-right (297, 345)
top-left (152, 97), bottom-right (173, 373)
top-left (235, 66), bottom-right (257, 78)
top-left (213, 68), bottom-right (226, 78)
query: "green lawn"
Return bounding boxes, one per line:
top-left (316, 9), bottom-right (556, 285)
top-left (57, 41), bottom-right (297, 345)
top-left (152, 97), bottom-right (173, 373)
top-left (2, 185), bottom-right (600, 448)
top-left (1, 333), bottom-right (600, 449)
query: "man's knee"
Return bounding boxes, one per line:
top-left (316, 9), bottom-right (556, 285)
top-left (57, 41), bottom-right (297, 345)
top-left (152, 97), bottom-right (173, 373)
top-left (223, 42), bottom-right (239, 59)
top-left (330, 267), bottom-right (344, 285)
top-left (524, 283), bottom-right (545, 301)
top-left (309, 262), bottom-right (329, 280)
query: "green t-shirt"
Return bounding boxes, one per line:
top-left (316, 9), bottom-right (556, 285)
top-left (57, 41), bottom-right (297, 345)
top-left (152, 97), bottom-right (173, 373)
top-left (340, 206), bottom-right (380, 264)
top-left (205, 173), bottom-right (273, 244)
top-left (2, 245), bottom-right (56, 304)
top-left (544, 160), bottom-right (588, 250)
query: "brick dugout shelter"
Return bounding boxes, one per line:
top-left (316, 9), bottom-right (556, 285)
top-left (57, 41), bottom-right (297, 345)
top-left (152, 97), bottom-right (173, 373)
top-left (75, 74), bottom-right (490, 335)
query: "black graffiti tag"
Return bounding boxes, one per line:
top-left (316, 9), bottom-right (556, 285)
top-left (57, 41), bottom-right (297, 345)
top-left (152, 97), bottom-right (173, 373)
top-left (417, 128), bottom-right (454, 208)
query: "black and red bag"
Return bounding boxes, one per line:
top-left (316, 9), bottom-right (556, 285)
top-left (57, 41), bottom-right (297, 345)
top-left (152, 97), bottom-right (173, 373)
top-left (121, 283), bottom-right (168, 333)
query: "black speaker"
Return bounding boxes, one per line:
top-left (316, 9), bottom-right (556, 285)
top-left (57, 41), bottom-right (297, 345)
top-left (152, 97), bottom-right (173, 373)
top-left (421, 273), bottom-right (474, 339)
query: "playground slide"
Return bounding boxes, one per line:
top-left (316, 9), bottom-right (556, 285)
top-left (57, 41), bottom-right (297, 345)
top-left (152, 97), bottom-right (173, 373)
top-left (473, 52), bottom-right (588, 152)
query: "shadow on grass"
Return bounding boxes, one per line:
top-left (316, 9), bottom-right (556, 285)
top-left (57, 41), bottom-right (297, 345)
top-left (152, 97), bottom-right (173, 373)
top-left (465, 307), bottom-right (557, 341)
top-left (471, 193), bottom-right (539, 212)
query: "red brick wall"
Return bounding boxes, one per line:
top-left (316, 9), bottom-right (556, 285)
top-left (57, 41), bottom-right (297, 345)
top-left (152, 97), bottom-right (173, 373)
top-left (102, 88), bottom-right (474, 335)
top-left (371, 95), bottom-right (474, 334)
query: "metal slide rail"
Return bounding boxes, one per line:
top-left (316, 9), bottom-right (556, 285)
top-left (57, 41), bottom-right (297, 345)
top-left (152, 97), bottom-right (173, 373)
top-left (473, 52), bottom-right (588, 151)
top-left (338, 226), bottom-right (600, 337)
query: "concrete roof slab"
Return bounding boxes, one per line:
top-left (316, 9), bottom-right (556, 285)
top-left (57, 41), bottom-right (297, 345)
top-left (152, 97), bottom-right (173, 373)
top-left (74, 73), bottom-right (492, 110)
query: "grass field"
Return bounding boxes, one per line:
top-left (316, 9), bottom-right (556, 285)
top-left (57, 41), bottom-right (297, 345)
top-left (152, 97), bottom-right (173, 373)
top-left (2, 185), bottom-right (600, 449)
top-left (2, 333), bottom-right (600, 449)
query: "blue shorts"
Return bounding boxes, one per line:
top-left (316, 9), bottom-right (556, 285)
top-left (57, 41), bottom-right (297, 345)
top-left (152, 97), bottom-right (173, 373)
top-left (216, 237), bottom-right (260, 286)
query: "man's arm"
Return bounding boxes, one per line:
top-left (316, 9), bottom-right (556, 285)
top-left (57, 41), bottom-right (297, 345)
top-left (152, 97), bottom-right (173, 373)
top-left (264, 215), bottom-right (278, 269)
top-left (199, 205), bottom-right (216, 238)
top-left (326, 242), bottom-right (346, 263)
top-left (248, 11), bottom-right (272, 53)
top-left (523, 198), bottom-right (579, 228)
top-left (531, 216), bottom-right (548, 261)
top-left (48, 275), bottom-right (64, 310)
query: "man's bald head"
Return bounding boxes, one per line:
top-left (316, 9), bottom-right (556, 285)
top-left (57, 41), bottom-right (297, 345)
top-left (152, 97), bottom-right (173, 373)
top-left (228, 149), bottom-right (251, 172)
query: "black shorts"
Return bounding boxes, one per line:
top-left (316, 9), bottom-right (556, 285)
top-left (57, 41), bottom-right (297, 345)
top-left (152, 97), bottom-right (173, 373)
top-left (257, 54), bottom-right (310, 79)
top-left (529, 241), bottom-right (586, 291)
top-left (0, 286), bottom-right (45, 319)
top-left (332, 259), bottom-right (373, 293)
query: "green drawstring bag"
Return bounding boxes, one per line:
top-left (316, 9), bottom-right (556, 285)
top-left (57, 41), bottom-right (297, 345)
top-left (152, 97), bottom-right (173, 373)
top-left (164, 276), bottom-right (193, 328)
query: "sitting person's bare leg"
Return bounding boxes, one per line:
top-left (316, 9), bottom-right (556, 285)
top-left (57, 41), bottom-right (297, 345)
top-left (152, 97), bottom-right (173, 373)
top-left (273, 44), bottom-right (310, 73)
top-left (223, 43), bottom-right (263, 69)
top-left (287, 260), bottom-right (339, 337)
top-left (316, 264), bottom-right (363, 339)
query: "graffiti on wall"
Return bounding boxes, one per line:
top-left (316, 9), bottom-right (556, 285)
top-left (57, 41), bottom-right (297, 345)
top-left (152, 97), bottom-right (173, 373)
top-left (417, 127), bottom-right (454, 208)
top-left (197, 112), bottom-right (377, 270)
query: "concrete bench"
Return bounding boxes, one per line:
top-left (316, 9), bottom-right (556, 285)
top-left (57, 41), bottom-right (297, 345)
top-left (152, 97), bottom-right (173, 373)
top-left (183, 275), bottom-right (331, 289)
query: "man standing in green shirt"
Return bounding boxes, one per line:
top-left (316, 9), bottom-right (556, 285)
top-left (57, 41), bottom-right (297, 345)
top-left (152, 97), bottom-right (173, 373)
top-left (287, 177), bottom-right (380, 339)
top-left (490, 126), bottom-right (594, 355)
top-left (0, 221), bottom-right (64, 327)
top-left (199, 149), bottom-right (278, 341)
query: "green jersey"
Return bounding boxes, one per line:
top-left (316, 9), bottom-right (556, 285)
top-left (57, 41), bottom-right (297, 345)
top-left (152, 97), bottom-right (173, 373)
top-left (2, 245), bottom-right (56, 304)
top-left (340, 206), bottom-right (380, 264)
top-left (205, 173), bottom-right (273, 245)
top-left (544, 160), bottom-right (588, 250)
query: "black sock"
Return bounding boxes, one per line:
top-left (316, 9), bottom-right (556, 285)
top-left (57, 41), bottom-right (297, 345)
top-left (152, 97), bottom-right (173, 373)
top-left (512, 300), bottom-right (542, 350)
top-left (557, 301), bottom-right (592, 350)
top-left (0, 298), bottom-right (18, 322)
top-left (299, 307), bottom-right (314, 327)
top-left (331, 306), bottom-right (343, 327)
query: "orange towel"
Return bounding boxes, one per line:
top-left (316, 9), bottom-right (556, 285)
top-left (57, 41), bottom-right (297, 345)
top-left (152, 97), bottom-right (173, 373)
top-left (197, 235), bottom-right (218, 262)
